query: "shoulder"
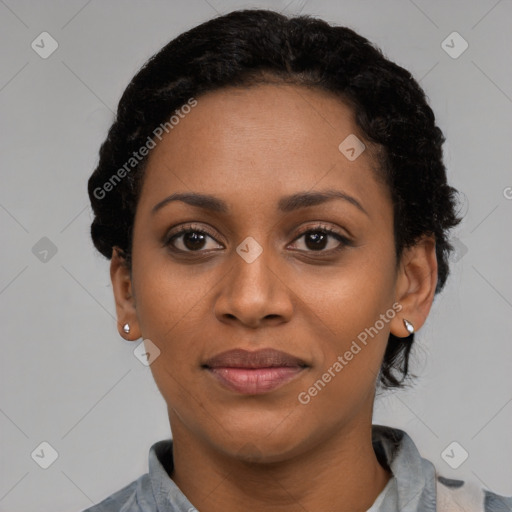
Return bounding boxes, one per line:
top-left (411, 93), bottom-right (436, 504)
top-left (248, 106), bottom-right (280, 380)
top-left (80, 473), bottom-right (151, 512)
top-left (371, 425), bottom-right (512, 512)
top-left (435, 474), bottom-right (512, 512)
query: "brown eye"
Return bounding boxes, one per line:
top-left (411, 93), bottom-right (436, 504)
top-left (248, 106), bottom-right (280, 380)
top-left (165, 226), bottom-right (223, 253)
top-left (289, 225), bottom-right (350, 253)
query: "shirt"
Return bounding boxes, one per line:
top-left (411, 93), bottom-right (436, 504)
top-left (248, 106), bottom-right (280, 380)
top-left (81, 424), bottom-right (512, 511)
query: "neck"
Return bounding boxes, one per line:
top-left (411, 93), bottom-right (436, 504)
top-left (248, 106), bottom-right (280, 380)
top-left (168, 417), bottom-right (392, 512)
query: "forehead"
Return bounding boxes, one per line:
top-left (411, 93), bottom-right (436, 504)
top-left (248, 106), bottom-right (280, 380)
top-left (138, 83), bottom-right (389, 216)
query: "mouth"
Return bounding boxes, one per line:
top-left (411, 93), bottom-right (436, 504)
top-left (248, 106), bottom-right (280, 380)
top-left (202, 348), bottom-right (309, 395)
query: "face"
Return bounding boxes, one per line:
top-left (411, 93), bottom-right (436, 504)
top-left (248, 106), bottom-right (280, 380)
top-left (111, 83), bottom-right (435, 463)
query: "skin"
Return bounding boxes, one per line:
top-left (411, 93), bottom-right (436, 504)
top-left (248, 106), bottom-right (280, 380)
top-left (110, 83), bottom-right (438, 512)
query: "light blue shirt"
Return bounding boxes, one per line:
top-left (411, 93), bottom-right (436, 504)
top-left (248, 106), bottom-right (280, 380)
top-left (82, 424), bottom-right (512, 511)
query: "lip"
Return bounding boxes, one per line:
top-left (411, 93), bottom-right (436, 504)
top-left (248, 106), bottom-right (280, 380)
top-left (203, 348), bottom-right (309, 395)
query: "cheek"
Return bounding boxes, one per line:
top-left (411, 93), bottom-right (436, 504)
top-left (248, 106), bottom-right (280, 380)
top-left (132, 247), bottom-right (211, 337)
top-left (294, 285), bottom-right (394, 421)
top-left (298, 251), bottom-right (396, 387)
top-left (130, 255), bottom-right (219, 396)
top-left (304, 249), bottom-right (395, 335)
top-left (133, 282), bottom-right (200, 415)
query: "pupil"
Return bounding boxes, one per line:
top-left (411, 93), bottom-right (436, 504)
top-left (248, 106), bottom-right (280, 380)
top-left (306, 231), bottom-right (327, 251)
top-left (184, 232), bottom-right (206, 250)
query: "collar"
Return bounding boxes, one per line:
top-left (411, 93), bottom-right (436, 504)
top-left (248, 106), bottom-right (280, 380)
top-left (146, 424), bottom-right (438, 511)
top-left (370, 424), bottom-right (437, 511)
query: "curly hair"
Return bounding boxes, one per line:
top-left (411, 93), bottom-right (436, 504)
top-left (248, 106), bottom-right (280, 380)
top-left (88, 8), bottom-right (463, 391)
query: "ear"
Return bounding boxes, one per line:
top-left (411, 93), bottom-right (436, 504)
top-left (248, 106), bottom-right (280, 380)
top-left (110, 247), bottom-right (141, 341)
top-left (391, 235), bottom-right (438, 338)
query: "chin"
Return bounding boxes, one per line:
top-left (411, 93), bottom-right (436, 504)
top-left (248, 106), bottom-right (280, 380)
top-left (209, 418), bottom-right (309, 463)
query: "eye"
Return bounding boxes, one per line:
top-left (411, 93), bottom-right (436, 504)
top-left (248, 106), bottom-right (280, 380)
top-left (164, 224), bottom-right (223, 253)
top-left (164, 223), bottom-right (351, 255)
top-left (289, 224), bottom-right (350, 253)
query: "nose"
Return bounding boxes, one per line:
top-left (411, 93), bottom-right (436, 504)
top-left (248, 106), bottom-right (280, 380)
top-left (213, 246), bottom-right (294, 329)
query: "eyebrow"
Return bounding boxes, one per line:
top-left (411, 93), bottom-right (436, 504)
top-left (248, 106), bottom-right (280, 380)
top-left (151, 189), bottom-right (368, 216)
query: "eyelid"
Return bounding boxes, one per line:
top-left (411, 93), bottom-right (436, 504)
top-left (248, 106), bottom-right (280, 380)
top-left (287, 223), bottom-right (352, 253)
top-left (163, 221), bottom-right (352, 253)
top-left (292, 222), bottom-right (351, 241)
top-left (164, 221), bottom-right (350, 245)
top-left (163, 223), bottom-right (223, 247)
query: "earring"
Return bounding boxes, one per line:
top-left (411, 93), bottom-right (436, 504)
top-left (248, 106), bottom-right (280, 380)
top-left (123, 323), bottom-right (130, 334)
top-left (403, 319), bottom-right (414, 335)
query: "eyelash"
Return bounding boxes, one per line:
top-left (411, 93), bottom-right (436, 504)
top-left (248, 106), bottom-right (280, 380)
top-left (163, 223), bottom-right (351, 256)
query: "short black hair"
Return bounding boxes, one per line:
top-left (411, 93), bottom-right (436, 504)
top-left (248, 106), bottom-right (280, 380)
top-left (88, 8), bottom-right (463, 391)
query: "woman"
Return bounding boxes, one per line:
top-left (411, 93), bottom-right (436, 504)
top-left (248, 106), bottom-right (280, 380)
top-left (85, 9), bottom-right (511, 512)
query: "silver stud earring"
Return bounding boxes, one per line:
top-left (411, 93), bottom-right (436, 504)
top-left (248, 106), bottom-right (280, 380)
top-left (403, 319), bottom-right (414, 335)
top-left (123, 323), bottom-right (130, 334)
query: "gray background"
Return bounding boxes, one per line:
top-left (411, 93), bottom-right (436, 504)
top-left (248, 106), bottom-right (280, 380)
top-left (1, 0), bottom-right (511, 510)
